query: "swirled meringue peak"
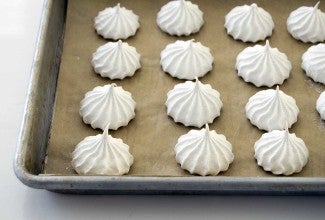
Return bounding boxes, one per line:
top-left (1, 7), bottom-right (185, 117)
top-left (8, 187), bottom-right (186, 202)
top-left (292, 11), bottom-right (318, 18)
top-left (157, 0), bottom-right (204, 36)
top-left (236, 40), bottom-right (292, 87)
top-left (302, 43), bottom-right (325, 84)
top-left (175, 124), bottom-right (234, 176)
top-left (94, 3), bottom-right (140, 40)
top-left (92, 40), bottom-right (141, 79)
top-left (317, 91), bottom-right (325, 120)
top-left (72, 126), bottom-right (134, 175)
top-left (254, 128), bottom-right (309, 175)
top-left (245, 86), bottom-right (299, 131)
top-left (166, 78), bottom-right (223, 128)
top-left (80, 84), bottom-right (136, 130)
top-left (225, 3), bottom-right (274, 42)
top-left (160, 39), bottom-right (213, 80)
top-left (287, 2), bottom-right (325, 43)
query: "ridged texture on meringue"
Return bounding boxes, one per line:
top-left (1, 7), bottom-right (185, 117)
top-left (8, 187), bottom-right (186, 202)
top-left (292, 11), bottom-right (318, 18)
top-left (175, 124), bottom-right (234, 176)
top-left (316, 91), bottom-right (325, 120)
top-left (225, 3), bottom-right (274, 42)
top-left (72, 126), bottom-right (134, 175)
top-left (160, 40), bottom-right (213, 80)
top-left (302, 43), bottom-right (325, 84)
top-left (287, 2), bottom-right (325, 43)
top-left (80, 84), bottom-right (136, 130)
top-left (166, 79), bottom-right (223, 127)
top-left (92, 40), bottom-right (141, 79)
top-left (254, 129), bottom-right (309, 175)
top-left (94, 3), bottom-right (140, 40)
top-left (236, 40), bottom-right (292, 87)
top-left (157, 0), bottom-right (204, 36)
top-left (245, 86), bottom-right (299, 131)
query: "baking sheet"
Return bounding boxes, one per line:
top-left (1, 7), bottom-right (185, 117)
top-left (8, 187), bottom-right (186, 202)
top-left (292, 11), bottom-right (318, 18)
top-left (44, 0), bottom-right (325, 177)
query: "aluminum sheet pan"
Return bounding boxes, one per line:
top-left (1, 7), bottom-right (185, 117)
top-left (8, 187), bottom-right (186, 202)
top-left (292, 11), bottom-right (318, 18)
top-left (14, 0), bottom-right (325, 195)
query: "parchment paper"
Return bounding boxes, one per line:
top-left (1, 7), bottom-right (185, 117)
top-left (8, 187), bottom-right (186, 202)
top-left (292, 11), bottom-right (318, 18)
top-left (44, 0), bottom-right (325, 177)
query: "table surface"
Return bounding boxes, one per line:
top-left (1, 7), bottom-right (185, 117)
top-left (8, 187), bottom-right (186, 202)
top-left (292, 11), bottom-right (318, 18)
top-left (0, 1), bottom-right (324, 219)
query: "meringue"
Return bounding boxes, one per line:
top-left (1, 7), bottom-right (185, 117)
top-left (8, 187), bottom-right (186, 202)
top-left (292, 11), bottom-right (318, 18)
top-left (157, 0), bottom-right (204, 36)
top-left (92, 40), bottom-right (141, 79)
top-left (175, 124), bottom-right (234, 176)
top-left (316, 91), bottom-right (325, 120)
top-left (166, 78), bottom-right (223, 127)
top-left (224, 3), bottom-right (274, 42)
top-left (254, 129), bottom-right (309, 175)
top-left (94, 3), bottom-right (140, 40)
top-left (302, 43), bottom-right (325, 84)
top-left (236, 40), bottom-right (292, 87)
top-left (80, 84), bottom-right (136, 130)
top-left (245, 86), bottom-right (299, 131)
top-left (160, 39), bottom-right (213, 80)
top-left (72, 126), bottom-right (134, 175)
top-left (287, 2), bottom-right (325, 43)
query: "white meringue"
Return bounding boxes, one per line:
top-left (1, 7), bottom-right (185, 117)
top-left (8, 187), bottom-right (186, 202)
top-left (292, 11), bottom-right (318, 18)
top-left (166, 78), bottom-right (223, 128)
top-left (254, 129), bottom-right (309, 175)
top-left (80, 84), bottom-right (136, 130)
top-left (302, 43), bottom-right (325, 84)
top-left (224, 3), bottom-right (274, 42)
top-left (245, 86), bottom-right (299, 131)
top-left (316, 91), bottom-right (325, 120)
top-left (160, 39), bottom-right (213, 80)
top-left (287, 2), bottom-right (325, 43)
top-left (72, 126), bottom-right (134, 175)
top-left (175, 124), bottom-right (234, 176)
top-left (157, 0), bottom-right (204, 36)
top-left (94, 3), bottom-right (140, 40)
top-left (236, 40), bottom-right (292, 87)
top-left (91, 40), bottom-right (141, 79)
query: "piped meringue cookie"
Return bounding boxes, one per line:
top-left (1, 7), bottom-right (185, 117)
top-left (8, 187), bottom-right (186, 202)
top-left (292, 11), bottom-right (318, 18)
top-left (225, 3), bottom-right (274, 42)
top-left (175, 124), bottom-right (234, 176)
top-left (287, 2), bottom-right (325, 43)
top-left (302, 43), bottom-right (325, 84)
top-left (157, 0), bottom-right (204, 36)
top-left (245, 86), bottom-right (299, 131)
top-left (236, 40), bottom-right (292, 87)
top-left (80, 84), bottom-right (136, 130)
top-left (72, 126), bottom-right (134, 175)
top-left (160, 39), bottom-right (213, 80)
top-left (316, 91), bottom-right (325, 120)
top-left (94, 3), bottom-right (140, 40)
top-left (166, 78), bottom-right (223, 128)
top-left (254, 128), bottom-right (309, 175)
top-left (92, 40), bottom-right (141, 79)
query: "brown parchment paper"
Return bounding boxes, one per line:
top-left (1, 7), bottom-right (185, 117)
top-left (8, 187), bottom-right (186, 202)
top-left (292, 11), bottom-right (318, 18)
top-left (44, 0), bottom-right (325, 177)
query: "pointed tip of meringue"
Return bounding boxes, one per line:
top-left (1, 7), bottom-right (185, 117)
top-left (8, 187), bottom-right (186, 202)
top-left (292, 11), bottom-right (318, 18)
top-left (264, 40), bottom-right (271, 51)
top-left (117, 3), bottom-right (121, 8)
top-left (205, 123), bottom-right (210, 131)
top-left (103, 124), bottom-right (110, 138)
top-left (276, 85), bottom-right (280, 92)
top-left (188, 39), bottom-right (195, 49)
top-left (251, 3), bottom-right (258, 8)
top-left (284, 125), bottom-right (290, 139)
top-left (204, 124), bottom-right (210, 137)
top-left (314, 1), bottom-right (320, 10)
top-left (117, 39), bottom-right (123, 46)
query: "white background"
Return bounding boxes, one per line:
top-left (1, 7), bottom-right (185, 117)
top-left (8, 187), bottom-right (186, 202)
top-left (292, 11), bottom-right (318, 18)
top-left (1, 0), bottom-right (325, 219)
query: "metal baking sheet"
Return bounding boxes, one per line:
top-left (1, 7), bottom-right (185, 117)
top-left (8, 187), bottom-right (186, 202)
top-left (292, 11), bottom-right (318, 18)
top-left (14, 0), bottom-right (325, 194)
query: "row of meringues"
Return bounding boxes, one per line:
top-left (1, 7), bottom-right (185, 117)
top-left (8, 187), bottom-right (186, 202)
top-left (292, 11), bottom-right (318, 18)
top-left (92, 39), bottom-right (325, 86)
top-left (94, 1), bottom-right (325, 43)
top-left (71, 80), bottom-right (325, 176)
